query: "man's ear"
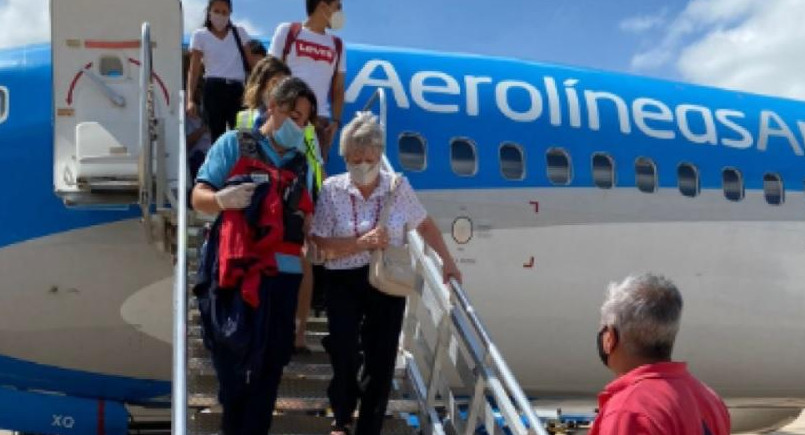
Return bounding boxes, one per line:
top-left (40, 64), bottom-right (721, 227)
top-left (604, 327), bottom-right (618, 354)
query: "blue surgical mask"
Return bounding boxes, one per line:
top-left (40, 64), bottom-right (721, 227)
top-left (272, 118), bottom-right (305, 152)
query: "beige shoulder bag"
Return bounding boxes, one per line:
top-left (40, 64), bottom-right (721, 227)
top-left (368, 174), bottom-right (417, 297)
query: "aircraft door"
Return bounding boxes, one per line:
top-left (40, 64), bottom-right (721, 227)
top-left (50, 0), bottom-right (183, 207)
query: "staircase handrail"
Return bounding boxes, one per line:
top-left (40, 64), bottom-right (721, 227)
top-left (138, 22), bottom-right (154, 241)
top-left (172, 89), bottom-right (189, 435)
top-left (362, 88), bottom-right (548, 435)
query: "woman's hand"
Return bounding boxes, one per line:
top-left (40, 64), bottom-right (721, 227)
top-left (442, 259), bottom-right (462, 285)
top-left (187, 100), bottom-right (199, 118)
top-left (357, 226), bottom-right (389, 251)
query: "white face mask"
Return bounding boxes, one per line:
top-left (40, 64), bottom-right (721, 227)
top-left (348, 162), bottom-right (380, 186)
top-left (329, 10), bottom-right (345, 31)
top-left (210, 12), bottom-right (229, 32)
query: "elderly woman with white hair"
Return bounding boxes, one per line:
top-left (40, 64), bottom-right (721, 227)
top-left (310, 111), bottom-right (461, 435)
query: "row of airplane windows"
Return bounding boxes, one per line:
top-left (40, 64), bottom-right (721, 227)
top-left (397, 133), bottom-right (786, 206)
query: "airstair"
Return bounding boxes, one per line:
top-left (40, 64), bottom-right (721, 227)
top-left (172, 88), bottom-right (590, 433)
top-left (49, 0), bottom-right (593, 431)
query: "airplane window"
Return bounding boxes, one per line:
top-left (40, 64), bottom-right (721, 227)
top-left (546, 148), bottom-right (572, 185)
top-left (763, 173), bottom-right (784, 205)
top-left (0, 86), bottom-right (6, 124)
top-left (398, 133), bottom-right (426, 171)
top-left (99, 55), bottom-right (124, 77)
top-left (677, 163), bottom-right (699, 198)
top-left (592, 153), bottom-right (615, 189)
top-left (450, 138), bottom-right (478, 176)
top-left (635, 157), bottom-right (657, 193)
top-left (500, 143), bottom-right (525, 180)
top-left (722, 168), bottom-right (744, 201)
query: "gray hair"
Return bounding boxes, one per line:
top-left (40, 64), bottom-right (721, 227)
top-left (600, 273), bottom-right (683, 360)
top-left (339, 111), bottom-right (385, 157)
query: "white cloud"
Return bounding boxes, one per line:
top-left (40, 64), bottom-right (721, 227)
top-left (629, 0), bottom-right (805, 100)
top-left (182, 0), bottom-right (208, 32)
top-left (0, 0), bottom-right (260, 49)
top-left (235, 19), bottom-right (264, 38)
top-left (677, 0), bottom-right (805, 100)
top-left (0, 0), bottom-right (50, 49)
top-left (619, 9), bottom-right (668, 34)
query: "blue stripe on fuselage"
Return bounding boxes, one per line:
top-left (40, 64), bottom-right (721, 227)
top-left (2, 41), bottom-right (804, 251)
top-left (340, 46), bottom-right (805, 193)
top-left (0, 352), bottom-right (169, 404)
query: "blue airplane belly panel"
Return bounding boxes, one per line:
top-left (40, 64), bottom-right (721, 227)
top-left (0, 387), bottom-right (128, 435)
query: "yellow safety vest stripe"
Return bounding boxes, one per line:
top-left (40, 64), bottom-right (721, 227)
top-left (235, 109), bottom-right (258, 129)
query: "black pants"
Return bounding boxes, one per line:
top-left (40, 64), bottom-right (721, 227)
top-left (203, 78), bottom-right (244, 143)
top-left (311, 264), bottom-right (328, 315)
top-left (324, 266), bottom-right (407, 435)
top-left (213, 273), bottom-right (301, 435)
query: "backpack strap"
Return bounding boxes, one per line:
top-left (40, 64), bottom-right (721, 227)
top-left (230, 25), bottom-right (251, 77)
top-left (329, 35), bottom-right (343, 100)
top-left (236, 129), bottom-right (269, 164)
top-left (282, 22), bottom-right (303, 62)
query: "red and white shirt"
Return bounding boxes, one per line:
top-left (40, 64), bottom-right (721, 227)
top-left (268, 23), bottom-right (347, 118)
top-left (589, 362), bottom-right (730, 435)
top-left (310, 171), bottom-right (427, 270)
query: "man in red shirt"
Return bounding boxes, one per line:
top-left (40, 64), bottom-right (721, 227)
top-left (590, 273), bottom-right (731, 435)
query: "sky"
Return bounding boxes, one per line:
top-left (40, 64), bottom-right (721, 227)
top-left (2, 0), bottom-right (804, 100)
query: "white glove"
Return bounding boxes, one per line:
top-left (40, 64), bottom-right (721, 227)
top-left (214, 183), bottom-right (256, 210)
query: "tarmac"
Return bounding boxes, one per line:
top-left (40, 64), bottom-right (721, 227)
top-left (0, 410), bottom-right (802, 434)
top-left (765, 410), bottom-right (805, 435)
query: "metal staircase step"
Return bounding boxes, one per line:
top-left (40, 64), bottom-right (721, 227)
top-left (189, 357), bottom-right (335, 381)
top-left (190, 411), bottom-right (417, 435)
top-left (186, 310), bottom-right (329, 333)
top-left (187, 332), bottom-right (328, 354)
top-left (189, 393), bottom-right (418, 414)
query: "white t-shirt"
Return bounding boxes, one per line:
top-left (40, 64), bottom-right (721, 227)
top-left (268, 23), bottom-right (347, 118)
top-left (310, 171), bottom-right (427, 270)
top-left (189, 26), bottom-right (251, 82)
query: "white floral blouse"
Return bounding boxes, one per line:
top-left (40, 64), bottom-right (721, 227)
top-left (310, 170), bottom-right (427, 270)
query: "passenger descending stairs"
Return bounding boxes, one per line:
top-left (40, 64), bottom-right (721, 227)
top-left (180, 211), bottom-right (420, 435)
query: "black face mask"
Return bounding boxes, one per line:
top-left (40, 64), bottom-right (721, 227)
top-left (596, 326), bottom-right (618, 367)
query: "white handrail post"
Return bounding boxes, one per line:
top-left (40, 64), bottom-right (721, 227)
top-left (172, 90), bottom-right (188, 435)
top-left (138, 22), bottom-right (153, 242)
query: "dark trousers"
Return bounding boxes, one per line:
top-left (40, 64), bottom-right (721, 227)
top-left (203, 78), bottom-right (244, 143)
top-left (311, 264), bottom-right (328, 315)
top-left (213, 273), bottom-right (301, 435)
top-left (324, 266), bottom-right (407, 435)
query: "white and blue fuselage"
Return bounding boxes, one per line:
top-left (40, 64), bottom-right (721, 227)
top-left (0, 32), bottom-right (804, 431)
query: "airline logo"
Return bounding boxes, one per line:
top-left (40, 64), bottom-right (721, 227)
top-left (296, 40), bottom-right (335, 63)
top-left (346, 59), bottom-right (805, 157)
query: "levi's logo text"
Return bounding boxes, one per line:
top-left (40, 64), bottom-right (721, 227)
top-left (296, 40), bottom-right (335, 63)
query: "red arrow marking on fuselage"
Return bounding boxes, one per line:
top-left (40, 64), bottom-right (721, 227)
top-left (127, 58), bottom-right (171, 106)
top-left (66, 62), bottom-right (93, 105)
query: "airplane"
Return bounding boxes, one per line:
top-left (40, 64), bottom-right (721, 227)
top-left (0, 0), bottom-right (803, 433)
